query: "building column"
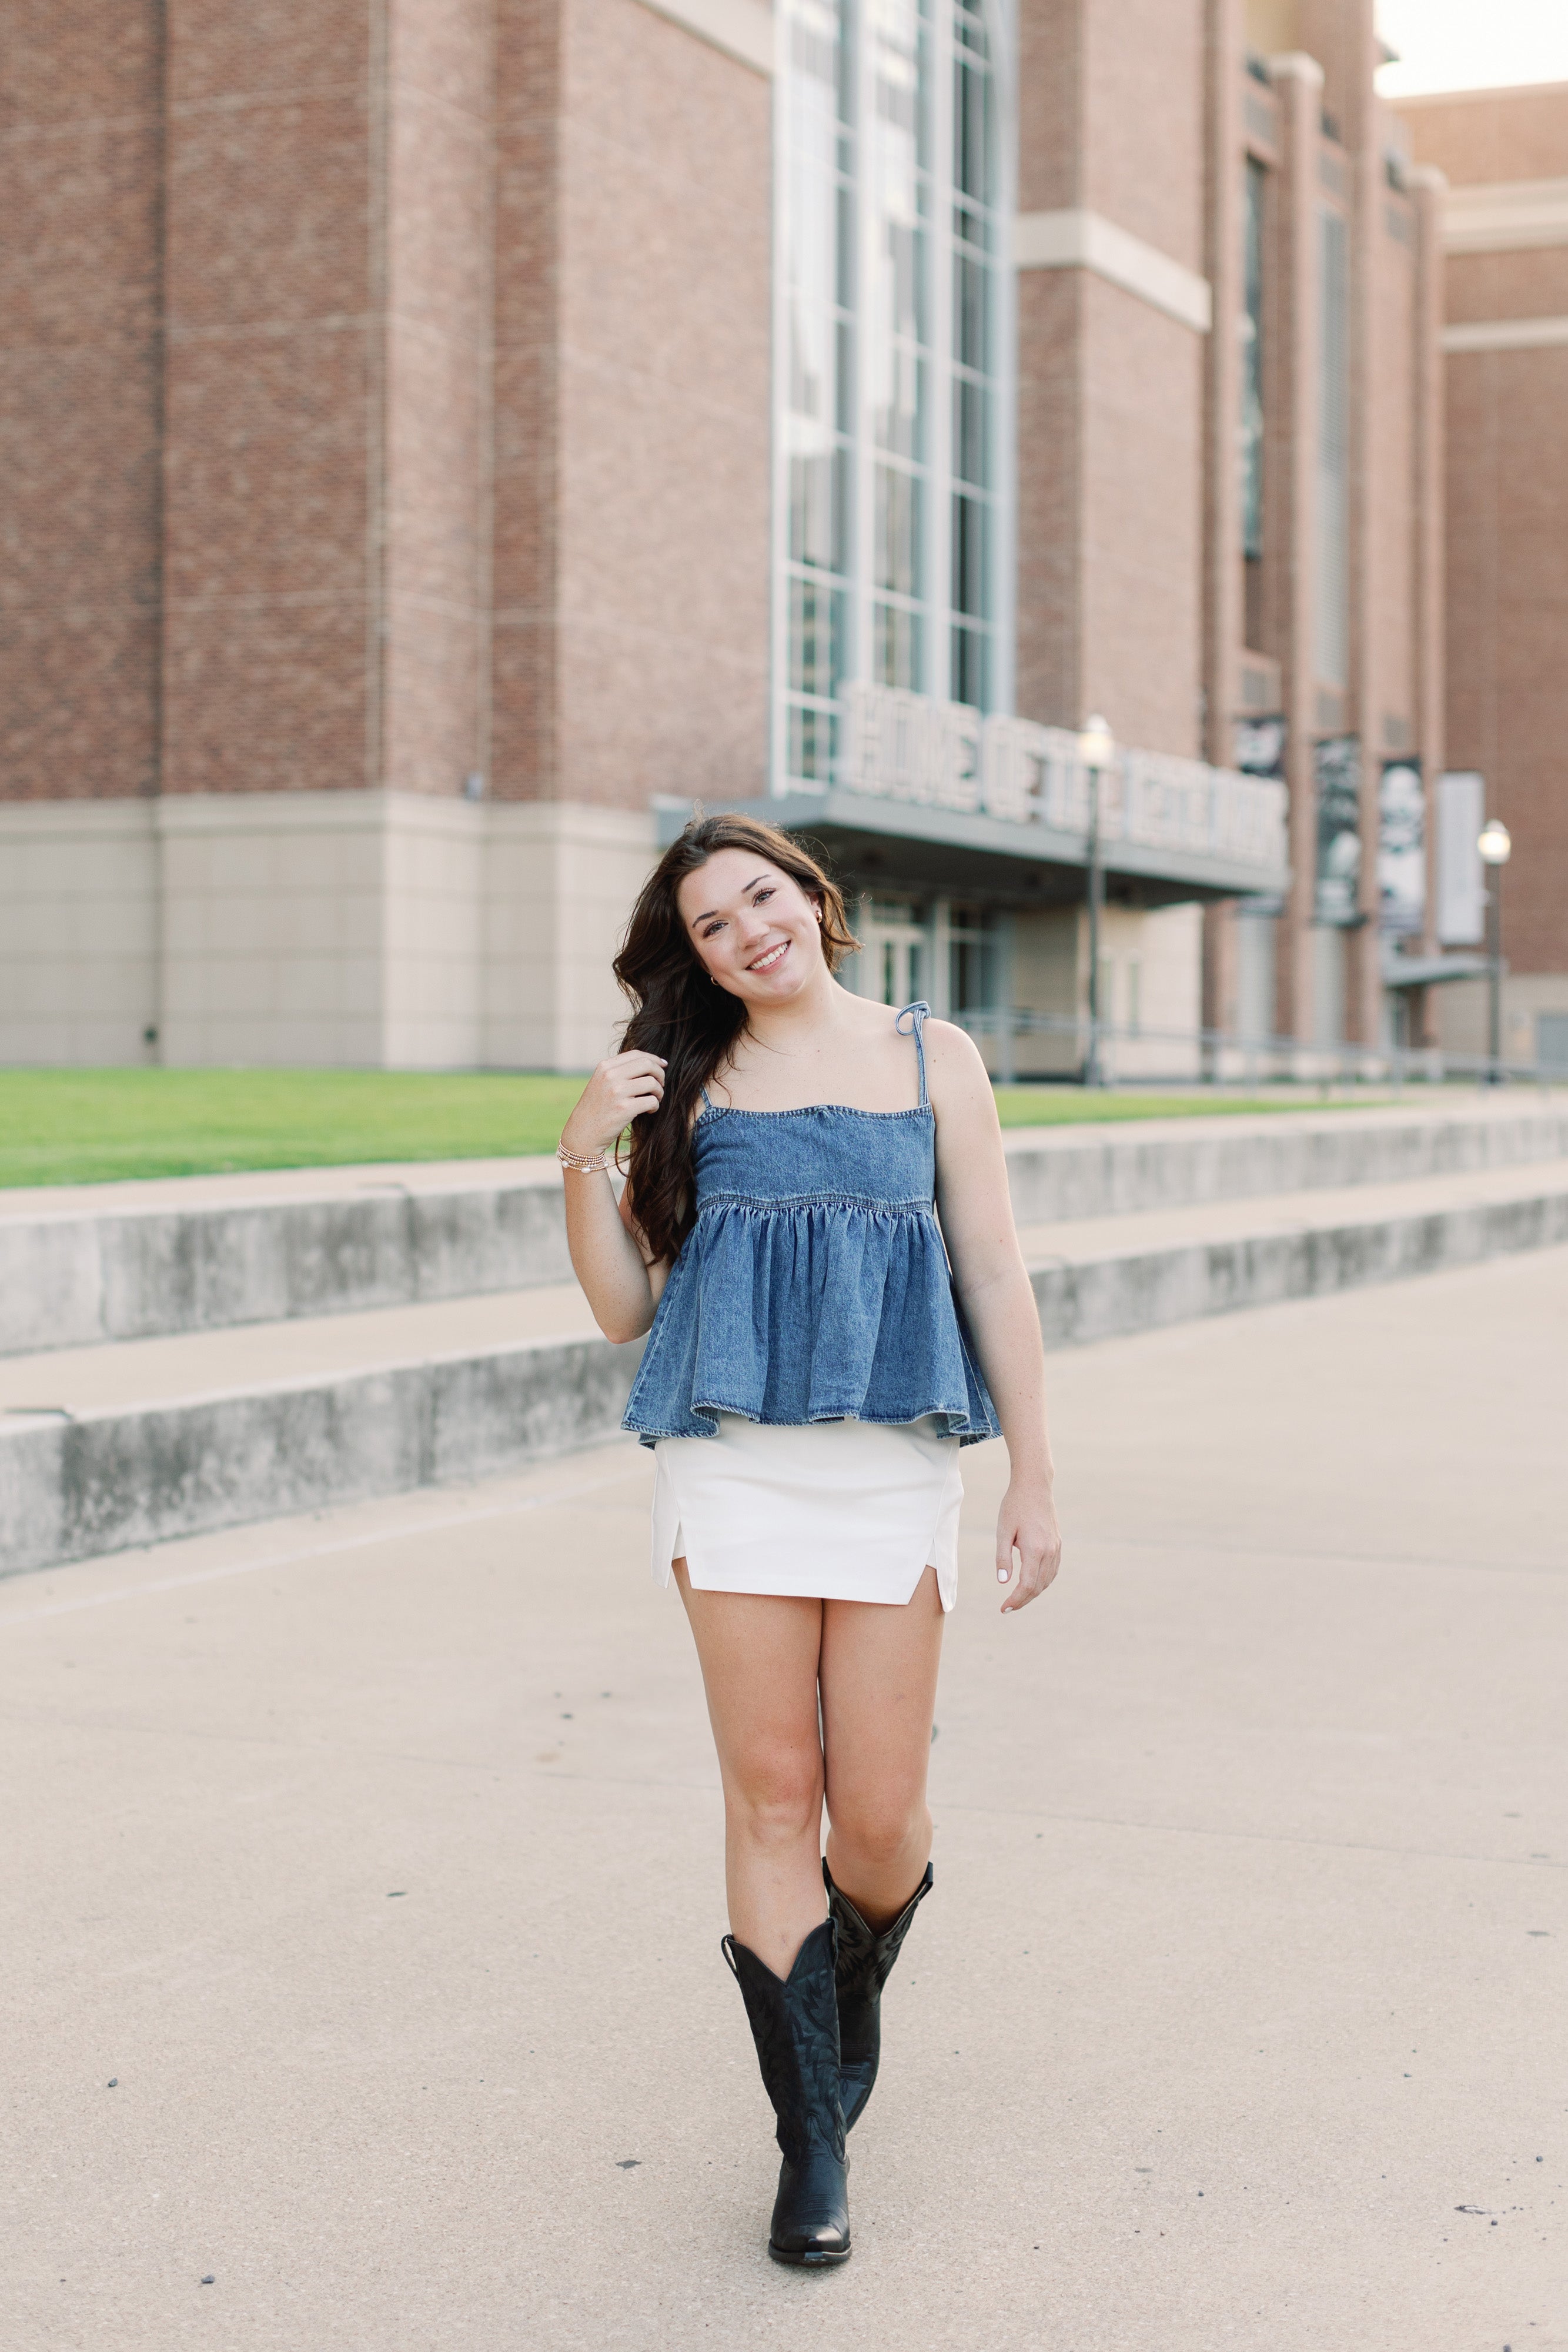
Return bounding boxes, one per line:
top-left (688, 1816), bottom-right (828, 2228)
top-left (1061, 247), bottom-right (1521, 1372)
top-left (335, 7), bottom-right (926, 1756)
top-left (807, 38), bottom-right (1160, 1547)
top-left (1269, 51), bottom-right (1324, 1048)
top-left (1340, 0), bottom-right (1383, 1050)
top-left (1409, 161), bottom-right (1448, 1047)
top-left (1199, 0), bottom-right (1245, 1049)
top-left (1201, 0), bottom-right (1245, 766)
top-left (155, 0), bottom-right (497, 1066)
top-left (924, 899), bottom-right (954, 1018)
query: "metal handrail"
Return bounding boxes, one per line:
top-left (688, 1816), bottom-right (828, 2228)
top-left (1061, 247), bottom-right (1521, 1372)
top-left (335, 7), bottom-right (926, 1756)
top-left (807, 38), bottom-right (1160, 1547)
top-left (951, 1004), bottom-right (1566, 1092)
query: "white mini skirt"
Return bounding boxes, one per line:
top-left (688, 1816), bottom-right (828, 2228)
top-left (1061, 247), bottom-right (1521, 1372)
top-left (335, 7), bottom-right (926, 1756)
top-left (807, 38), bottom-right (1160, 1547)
top-left (651, 1413), bottom-right (964, 1611)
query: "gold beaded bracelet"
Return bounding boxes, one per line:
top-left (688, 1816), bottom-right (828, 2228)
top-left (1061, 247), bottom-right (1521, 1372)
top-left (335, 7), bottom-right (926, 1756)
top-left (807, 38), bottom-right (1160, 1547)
top-left (556, 1140), bottom-right (610, 1174)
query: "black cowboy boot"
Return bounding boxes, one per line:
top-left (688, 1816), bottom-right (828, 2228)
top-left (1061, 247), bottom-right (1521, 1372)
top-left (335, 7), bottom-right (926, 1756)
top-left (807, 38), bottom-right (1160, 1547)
top-left (823, 1857), bottom-right (933, 2131)
top-left (723, 1919), bottom-right (851, 2266)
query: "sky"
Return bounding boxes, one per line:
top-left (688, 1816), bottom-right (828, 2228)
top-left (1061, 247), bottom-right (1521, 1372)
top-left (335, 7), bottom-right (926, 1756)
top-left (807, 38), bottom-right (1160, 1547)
top-left (1375, 0), bottom-right (1568, 97)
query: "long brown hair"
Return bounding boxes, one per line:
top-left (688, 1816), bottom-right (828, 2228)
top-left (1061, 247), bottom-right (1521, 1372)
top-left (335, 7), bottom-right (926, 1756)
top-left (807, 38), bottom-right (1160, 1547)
top-left (614, 812), bottom-right (858, 1267)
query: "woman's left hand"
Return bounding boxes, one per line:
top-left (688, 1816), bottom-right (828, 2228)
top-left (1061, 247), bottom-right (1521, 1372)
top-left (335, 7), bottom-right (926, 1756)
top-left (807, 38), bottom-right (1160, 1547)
top-left (995, 1476), bottom-right (1062, 1613)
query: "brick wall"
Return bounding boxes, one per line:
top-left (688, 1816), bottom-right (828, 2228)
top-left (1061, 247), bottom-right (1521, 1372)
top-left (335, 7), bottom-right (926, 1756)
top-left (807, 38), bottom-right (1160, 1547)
top-left (4, 0), bottom-right (772, 814)
top-left (492, 0), bottom-right (773, 808)
top-left (161, 2), bottom-right (376, 797)
top-left (1400, 81), bottom-right (1568, 981)
top-left (1015, 0), bottom-right (1206, 759)
top-left (0, 1), bottom-right (165, 799)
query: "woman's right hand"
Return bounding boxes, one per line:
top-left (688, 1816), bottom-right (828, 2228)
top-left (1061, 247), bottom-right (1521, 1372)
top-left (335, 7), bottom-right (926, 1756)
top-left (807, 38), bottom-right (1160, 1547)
top-left (560, 1051), bottom-right (667, 1157)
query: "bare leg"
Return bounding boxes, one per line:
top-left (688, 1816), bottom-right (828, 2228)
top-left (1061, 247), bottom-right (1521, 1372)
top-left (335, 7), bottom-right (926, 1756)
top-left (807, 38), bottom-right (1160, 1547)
top-left (674, 1560), bottom-right (827, 1976)
top-left (819, 1566), bottom-right (946, 1929)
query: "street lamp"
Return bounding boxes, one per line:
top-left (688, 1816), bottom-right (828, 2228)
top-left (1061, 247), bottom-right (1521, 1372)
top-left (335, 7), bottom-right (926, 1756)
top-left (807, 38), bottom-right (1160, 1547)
top-left (1077, 713), bottom-right (1115, 1086)
top-left (1477, 817), bottom-right (1512, 1085)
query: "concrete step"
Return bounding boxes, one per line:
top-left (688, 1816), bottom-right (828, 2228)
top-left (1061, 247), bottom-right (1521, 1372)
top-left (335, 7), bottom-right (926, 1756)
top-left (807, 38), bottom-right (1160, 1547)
top-left (1017, 1161), bottom-right (1568, 1344)
top-left (1, 1284), bottom-right (632, 1581)
top-left (5, 1155), bottom-right (1567, 1577)
top-left (3, 1094), bottom-right (1566, 1358)
top-left (0, 1155), bottom-right (573, 1360)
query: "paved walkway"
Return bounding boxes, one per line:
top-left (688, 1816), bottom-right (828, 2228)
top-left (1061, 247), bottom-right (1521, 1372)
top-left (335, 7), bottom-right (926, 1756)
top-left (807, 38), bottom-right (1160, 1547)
top-left (3, 1248), bottom-right (1565, 2351)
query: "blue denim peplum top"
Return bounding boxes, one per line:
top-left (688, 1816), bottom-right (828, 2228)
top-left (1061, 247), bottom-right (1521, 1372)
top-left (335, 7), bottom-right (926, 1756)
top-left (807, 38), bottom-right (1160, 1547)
top-left (620, 1002), bottom-right (1001, 1448)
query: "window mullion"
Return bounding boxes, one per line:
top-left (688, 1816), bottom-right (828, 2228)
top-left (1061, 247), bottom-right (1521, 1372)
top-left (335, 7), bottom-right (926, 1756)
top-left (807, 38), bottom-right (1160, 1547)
top-left (852, 0), bottom-right (875, 702)
top-left (929, 0), bottom-right (954, 706)
top-left (987, 0), bottom-right (1017, 718)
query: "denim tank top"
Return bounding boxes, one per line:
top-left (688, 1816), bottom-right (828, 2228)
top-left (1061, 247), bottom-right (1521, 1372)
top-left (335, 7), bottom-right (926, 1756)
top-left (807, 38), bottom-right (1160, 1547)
top-left (621, 1003), bottom-right (1001, 1447)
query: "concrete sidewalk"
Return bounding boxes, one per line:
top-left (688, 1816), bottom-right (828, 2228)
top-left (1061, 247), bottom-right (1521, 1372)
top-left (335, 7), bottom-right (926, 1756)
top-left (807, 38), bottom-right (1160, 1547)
top-left (2, 1250), bottom-right (1564, 2350)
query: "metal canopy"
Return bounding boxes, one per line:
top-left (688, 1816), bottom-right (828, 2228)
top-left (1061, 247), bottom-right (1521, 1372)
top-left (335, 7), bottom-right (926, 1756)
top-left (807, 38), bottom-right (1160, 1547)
top-left (654, 790), bottom-right (1292, 908)
top-left (1380, 949), bottom-right (1490, 989)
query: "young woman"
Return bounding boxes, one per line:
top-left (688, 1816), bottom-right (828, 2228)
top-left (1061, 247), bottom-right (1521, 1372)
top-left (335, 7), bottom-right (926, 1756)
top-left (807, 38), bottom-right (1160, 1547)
top-left (559, 813), bottom-right (1062, 2266)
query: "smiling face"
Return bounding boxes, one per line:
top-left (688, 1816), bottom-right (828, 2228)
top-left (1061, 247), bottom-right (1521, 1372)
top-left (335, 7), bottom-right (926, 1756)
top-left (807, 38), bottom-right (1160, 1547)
top-left (677, 848), bottom-right (827, 1005)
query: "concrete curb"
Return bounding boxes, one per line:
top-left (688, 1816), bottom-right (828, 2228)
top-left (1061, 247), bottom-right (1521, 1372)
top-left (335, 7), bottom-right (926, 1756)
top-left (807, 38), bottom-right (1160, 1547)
top-left (0, 1179), bottom-right (573, 1358)
top-left (5, 1102), bottom-right (1567, 1357)
top-left (5, 1181), bottom-right (1566, 1576)
top-left (1, 1335), bottom-right (642, 1579)
top-left (1029, 1184), bottom-right (1568, 1344)
top-left (1002, 1102), bottom-right (1568, 1222)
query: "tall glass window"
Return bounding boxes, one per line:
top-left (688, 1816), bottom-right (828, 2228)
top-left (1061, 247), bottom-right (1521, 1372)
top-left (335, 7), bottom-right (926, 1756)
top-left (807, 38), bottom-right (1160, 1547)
top-left (1241, 157), bottom-right (1266, 650)
top-left (949, 901), bottom-right (998, 1017)
top-left (1316, 203), bottom-right (1350, 691)
top-left (775, 0), bottom-right (1011, 787)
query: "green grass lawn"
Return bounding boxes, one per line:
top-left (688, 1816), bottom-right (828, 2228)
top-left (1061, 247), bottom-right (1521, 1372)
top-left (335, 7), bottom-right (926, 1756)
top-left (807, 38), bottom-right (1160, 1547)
top-left (0, 1067), bottom-right (1393, 1190)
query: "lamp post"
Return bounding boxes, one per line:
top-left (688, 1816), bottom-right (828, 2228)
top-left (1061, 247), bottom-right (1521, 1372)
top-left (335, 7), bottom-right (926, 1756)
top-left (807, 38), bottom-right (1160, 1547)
top-left (1477, 817), bottom-right (1512, 1085)
top-left (1077, 714), bottom-right (1115, 1086)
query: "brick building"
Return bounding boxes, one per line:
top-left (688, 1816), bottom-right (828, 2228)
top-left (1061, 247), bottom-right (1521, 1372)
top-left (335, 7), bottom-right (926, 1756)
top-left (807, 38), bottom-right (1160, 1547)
top-left (1395, 80), bottom-right (1568, 1077)
top-left (1, 0), bottom-right (1447, 1074)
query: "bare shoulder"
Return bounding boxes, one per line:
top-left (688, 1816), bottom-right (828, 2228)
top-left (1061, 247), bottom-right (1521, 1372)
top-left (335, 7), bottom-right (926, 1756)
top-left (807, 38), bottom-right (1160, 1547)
top-left (921, 1017), bottom-right (1002, 1124)
top-left (920, 1015), bottom-right (992, 1084)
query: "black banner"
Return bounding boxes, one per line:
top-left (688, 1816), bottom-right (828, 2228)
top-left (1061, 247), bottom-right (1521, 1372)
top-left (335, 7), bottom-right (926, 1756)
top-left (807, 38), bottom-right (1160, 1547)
top-left (1314, 735), bottom-right (1361, 926)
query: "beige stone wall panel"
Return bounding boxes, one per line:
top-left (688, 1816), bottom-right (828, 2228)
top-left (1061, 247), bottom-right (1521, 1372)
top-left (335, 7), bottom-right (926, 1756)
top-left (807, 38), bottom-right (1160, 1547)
top-left (0, 801), bottom-right (158, 1061)
top-left (483, 799), bottom-right (657, 1065)
top-left (157, 793), bottom-right (391, 1064)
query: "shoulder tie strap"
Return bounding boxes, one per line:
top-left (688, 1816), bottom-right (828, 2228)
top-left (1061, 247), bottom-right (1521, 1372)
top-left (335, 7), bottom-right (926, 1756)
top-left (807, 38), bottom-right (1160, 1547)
top-left (894, 1000), bottom-right (932, 1111)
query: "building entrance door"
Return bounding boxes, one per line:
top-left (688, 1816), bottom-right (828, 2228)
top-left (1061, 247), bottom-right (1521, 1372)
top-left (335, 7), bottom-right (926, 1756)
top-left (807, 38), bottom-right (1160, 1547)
top-left (859, 898), bottom-right (927, 1007)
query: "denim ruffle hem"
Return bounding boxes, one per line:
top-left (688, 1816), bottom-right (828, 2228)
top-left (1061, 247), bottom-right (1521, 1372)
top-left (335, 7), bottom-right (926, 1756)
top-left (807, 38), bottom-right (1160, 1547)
top-left (620, 1088), bottom-right (1001, 1448)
